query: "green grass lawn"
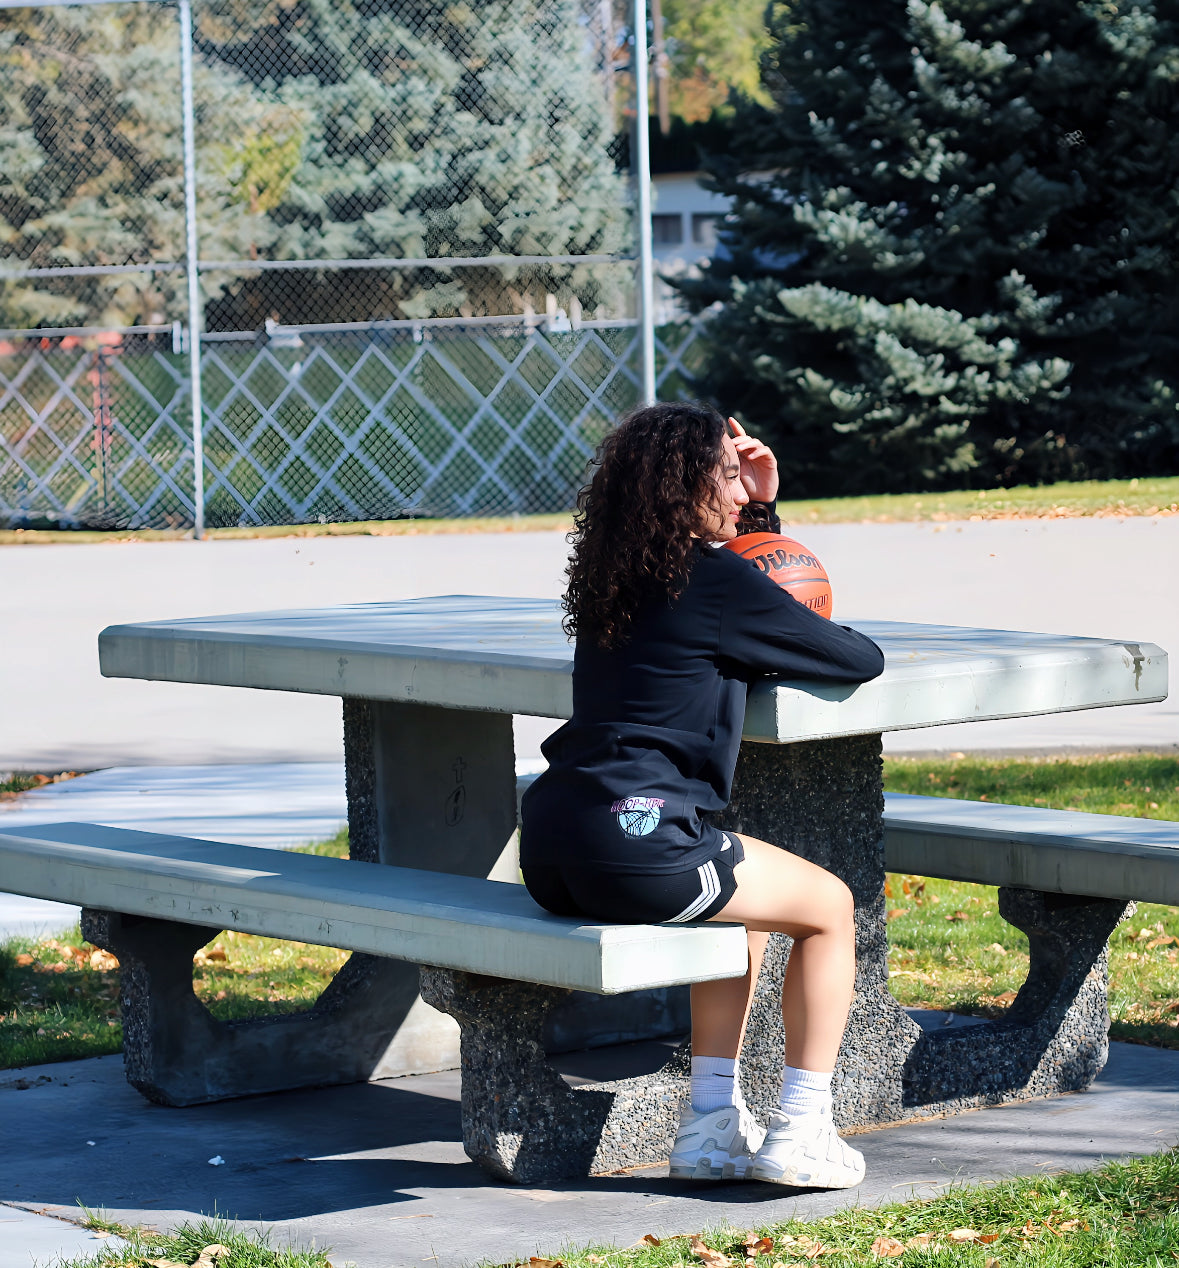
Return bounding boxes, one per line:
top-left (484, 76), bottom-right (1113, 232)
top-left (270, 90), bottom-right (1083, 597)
top-left (2, 474), bottom-right (1177, 543)
top-left (2, 758), bottom-right (1176, 1071)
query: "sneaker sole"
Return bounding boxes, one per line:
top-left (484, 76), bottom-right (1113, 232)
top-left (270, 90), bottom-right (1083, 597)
top-left (669, 1156), bottom-right (756, 1181)
top-left (749, 1159), bottom-right (864, 1189)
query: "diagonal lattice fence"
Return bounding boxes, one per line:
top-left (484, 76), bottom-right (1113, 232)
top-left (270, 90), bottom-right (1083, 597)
top-left (0, 319), bottom-right (709, 528)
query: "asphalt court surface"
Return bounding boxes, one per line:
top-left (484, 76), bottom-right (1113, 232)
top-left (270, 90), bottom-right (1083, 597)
top-left (3, 517), bottom-right (1176, 770)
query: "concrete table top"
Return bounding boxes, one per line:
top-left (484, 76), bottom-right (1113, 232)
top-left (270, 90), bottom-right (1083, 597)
top-left (100, 595), bottom-right (1167, 743)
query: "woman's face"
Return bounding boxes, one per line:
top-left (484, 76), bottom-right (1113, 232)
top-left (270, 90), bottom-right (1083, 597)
top-left (699, 433), bottom-right (749, 541)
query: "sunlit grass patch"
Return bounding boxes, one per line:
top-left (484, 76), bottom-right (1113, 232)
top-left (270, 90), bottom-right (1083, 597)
top-left (548, 1149), bottom-right (1179, 1267)
top-left (882, 752), bottom-right (1179, 820)
top-left (60, 1216), bottom-right (330, 1268)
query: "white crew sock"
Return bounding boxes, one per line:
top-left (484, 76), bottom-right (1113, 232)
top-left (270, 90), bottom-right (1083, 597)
top-left (690, 1055), bottom-right (742, 1113)
top-left (778, 1065), bottom-right (833, 1122)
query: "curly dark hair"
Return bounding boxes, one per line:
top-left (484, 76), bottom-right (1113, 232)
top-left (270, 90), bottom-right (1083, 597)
top-left (563, 401), bottom-right (728, 648)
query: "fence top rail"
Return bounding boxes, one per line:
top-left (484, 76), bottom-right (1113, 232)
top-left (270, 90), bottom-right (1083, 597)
top-left (0, 0), bottom-right (171, 7)
top-left (0, 254), bottom-right (639, 284)
top-left (0, 323), bottom-right (174, 341)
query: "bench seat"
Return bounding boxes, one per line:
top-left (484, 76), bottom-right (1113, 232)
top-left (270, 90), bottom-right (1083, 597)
top-left (883, 791), bottom-right (1179, 903)
top-left (0, 822), bottom-right (748, 995)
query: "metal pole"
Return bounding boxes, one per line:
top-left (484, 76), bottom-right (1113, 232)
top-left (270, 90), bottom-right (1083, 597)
top-left (178, 0), bottom-right (206, 537)
top-left (633, 0), bottom-right (656, 404)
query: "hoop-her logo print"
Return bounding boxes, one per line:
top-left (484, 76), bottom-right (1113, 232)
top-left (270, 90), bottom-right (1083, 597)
top-left (611, 795), bottom-right (665, 837)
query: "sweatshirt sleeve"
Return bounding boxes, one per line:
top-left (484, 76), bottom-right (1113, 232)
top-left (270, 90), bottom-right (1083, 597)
top-left (718, 554), bottom-right (886, 684)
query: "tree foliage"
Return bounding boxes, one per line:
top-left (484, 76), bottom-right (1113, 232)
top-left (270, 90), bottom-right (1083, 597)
top-left (0, 0), bottom-right (629, 331)
top-left (682, 0), bottom-right (1179, 494)
top-left (660, 0), bottom-right (772, 122)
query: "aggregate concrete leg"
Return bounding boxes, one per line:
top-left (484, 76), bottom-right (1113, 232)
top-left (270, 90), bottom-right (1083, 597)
top-left (81, 698), bottom-right (523, 1105)
top-left (716, 735), bottom-right (1131, 1130)
top-left (81, 909), bottom-right (437, 1107)
top-left (717, 734), bottom-right (923, 1127)
top-left (420, 968), bottom-right (689, 1183)
top-left (899, 888), bottom-right (1131, 1114)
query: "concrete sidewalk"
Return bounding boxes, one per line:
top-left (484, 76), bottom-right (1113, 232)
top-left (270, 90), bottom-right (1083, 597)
top-left (1, 1025), bottom-right (1175, 1268)
top-left (0, 763), bottom-right (349, 940)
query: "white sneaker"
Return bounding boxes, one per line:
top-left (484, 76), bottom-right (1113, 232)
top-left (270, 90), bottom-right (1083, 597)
top-left (669, 1103), bottom-right (766, 1181)
top-left (749, 1110), bottom-right (865, 1189)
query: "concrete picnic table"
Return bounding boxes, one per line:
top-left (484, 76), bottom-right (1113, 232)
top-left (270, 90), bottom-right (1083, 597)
top-left (98, 596), bottom-right (1167, 1147)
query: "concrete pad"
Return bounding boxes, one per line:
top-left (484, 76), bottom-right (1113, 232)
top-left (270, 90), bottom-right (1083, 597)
top-left (0, 1203), bottom-right (125, 1268)
top-left (1, 1028), bottom-right (1175, 1268)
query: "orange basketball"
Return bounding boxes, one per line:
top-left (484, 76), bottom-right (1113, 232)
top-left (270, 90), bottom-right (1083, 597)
top-left (723, 532), bottom-right (833, 618)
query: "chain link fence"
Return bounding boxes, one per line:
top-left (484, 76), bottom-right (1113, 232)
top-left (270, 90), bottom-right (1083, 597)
top-left (0, 319), bottom-right (706, 527)
top-left (0, 0), bottom-right (701, 529)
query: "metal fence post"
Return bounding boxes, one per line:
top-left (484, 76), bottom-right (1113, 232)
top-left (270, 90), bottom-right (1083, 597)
top-left (633, 0), bottom-right (656, 405)
top-left (178, 0), bottom-right (206, 537)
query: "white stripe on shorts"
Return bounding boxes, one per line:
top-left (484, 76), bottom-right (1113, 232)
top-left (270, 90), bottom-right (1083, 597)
top-left (666, 860), bottom-right (721, 923)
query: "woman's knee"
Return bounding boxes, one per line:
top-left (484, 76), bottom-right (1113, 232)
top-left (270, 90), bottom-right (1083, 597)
top-left (811, 870), bottom-right (855, 934)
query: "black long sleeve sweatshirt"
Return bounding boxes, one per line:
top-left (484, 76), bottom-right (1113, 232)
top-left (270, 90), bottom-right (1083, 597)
top-left (519, 526), bottom-right (885, 876)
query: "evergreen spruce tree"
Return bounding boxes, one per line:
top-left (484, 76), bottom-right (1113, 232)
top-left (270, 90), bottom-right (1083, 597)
top-left (683, 0), bottom-right (1179, 494)
top-left (197, 0), bottom-right (630, 327)
top-left (0, 5), bottom-right (286, 328)
top-left (0, 0), bottom-right (628, 330)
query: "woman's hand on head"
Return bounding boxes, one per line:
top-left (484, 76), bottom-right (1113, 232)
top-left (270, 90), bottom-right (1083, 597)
top-left (728, 417), bottom-right (779, 503)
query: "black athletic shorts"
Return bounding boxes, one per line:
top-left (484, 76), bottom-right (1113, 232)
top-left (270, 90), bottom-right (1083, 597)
top-left (522, 832), bottom-right (744, 924)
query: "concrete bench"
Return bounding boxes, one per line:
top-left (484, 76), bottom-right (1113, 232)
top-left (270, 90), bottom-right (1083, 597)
top-left (0, 821), bottom-right (747, 1181)
top-left (883, 792), bottom-right (1179, 901)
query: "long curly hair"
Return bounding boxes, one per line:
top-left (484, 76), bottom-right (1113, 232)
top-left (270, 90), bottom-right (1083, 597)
top-left (563, 401), bottom-right (727, 648)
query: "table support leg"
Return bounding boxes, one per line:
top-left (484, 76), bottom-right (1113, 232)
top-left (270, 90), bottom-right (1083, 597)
top-left (420, 968), bottom-right (689, 1183)
top-left (81, 909), bottom-right (433, 1107)
top-left (717, 734), bottom-right (924, 1127)
top-left (899, 888), bottom-right (1130, 1114)
top-left (717, 735), bottom-right (1131, 1130)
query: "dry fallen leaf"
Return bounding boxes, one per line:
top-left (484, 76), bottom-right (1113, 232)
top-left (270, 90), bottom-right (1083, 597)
top-left (949, 1228), bottom-right (980, 1243)
top-left (88, 949), bottom-right (119, 971)
top-left (743, 1237), bottom-right (774, 1256)
top-left (986, 942), bottom-right (1007, 955)
top-left (905, 1233), bottom-right (936, 1249)
top-left (690, 1237), bottom-right (732, 1268)
top-left (993, 990), bottom-right (1018, 1005)
top-left (190, 1246), bottom-right (231, 1268)
top-left (586, 1257), bottom-right (609, 1265)
top-left (869, 1235), bottom-right (905, 1257)
top-left (143, 1259), bottom-right (186, 1268)
top-left (1057, 1219), bottom-right (1088, 1233)
top-left (528, 1259), bottom-right (563, 1267)
top-left (630, 1235), bottom-right (660, 1249)
top-left (984, 1259), bottom-right (1001, 1268)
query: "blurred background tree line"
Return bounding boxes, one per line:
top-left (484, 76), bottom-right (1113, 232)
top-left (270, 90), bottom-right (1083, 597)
top-left (2, 0), bottom-right (1177, 492)
top-left (0, 0), bottom-right (631, 331)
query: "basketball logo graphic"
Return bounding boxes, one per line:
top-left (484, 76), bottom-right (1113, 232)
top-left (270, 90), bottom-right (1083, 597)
top-left (611, 795), bottom-right (666, 836)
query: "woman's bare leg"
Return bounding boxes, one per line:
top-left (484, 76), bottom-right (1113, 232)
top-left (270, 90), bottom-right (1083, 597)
top-left (690, 931), bottom-right (768, 1058)
top-left (698, 835), bottom-right (856, 1072)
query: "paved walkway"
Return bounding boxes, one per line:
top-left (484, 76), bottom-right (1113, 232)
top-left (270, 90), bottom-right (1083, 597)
top-left (0, 763), bottom-right (349, 939)
top-left (1, 1029), bottom-right (1175, 1268)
